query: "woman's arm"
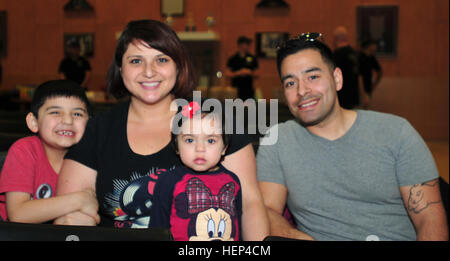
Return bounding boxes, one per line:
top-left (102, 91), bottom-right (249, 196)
top-left (54, 159), bottom-right (99, 226)
top-left (6, 190), bottom-right (99, 224)
top-left (222, 144), bottom-right (270, 241)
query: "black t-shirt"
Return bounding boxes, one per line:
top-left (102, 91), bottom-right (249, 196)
top-left (358, 52), bottom-right (381, 95)
top-left (333, 46), bottom-right (360, 109)
top-left (65, 101), bottom-right (250, 228)
top-left (58, 57), bottom-right (91, 85)
top-left (226, 53), bottom-right (258, 100)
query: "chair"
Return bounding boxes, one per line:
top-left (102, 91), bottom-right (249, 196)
top-left (0, 150), bottom-right (6, 171)
top-left (439, 177), bottom-right (449, 229)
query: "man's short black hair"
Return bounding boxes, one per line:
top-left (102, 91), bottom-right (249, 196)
top-left (237, 36), bottom-right (252, 45)
top-left (276, 38), bottom-right (336, 78)
top-left (30, 80), bottom-right (91, 118)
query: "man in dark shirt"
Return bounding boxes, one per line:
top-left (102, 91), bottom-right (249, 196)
top-left (58, 41), bottom-right (91, 90)
top-left (358, 40), bottom-right (383, 102)
top-left (332, 26), bottom-right (361, 109)
top-left (226, 36), bottom-right (259, 101)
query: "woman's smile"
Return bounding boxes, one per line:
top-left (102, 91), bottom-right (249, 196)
top-left (121, 40), bottom-right (177, 105)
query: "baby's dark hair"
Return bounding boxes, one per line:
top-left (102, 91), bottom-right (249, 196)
top-left (30, 80), bottom-right (91, 118)
top-left (171, 99), bottom-right (231, 157)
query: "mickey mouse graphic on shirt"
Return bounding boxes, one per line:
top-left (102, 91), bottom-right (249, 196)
top-left (174, 177), bottom-right (238, 241)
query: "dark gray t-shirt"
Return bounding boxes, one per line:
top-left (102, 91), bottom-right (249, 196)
top-left (257, 110), bottom-right (438, 241)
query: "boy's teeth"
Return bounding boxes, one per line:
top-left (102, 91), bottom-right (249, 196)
top-left (58, 130), bottom-right (73, 136)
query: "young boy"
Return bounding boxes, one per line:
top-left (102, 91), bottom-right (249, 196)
top-left (0, 80), bottom-right (99, 224)
top-left (151, 101), bottom-right (242, 241)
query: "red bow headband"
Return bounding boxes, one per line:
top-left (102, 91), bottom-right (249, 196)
top-left (181, 101), bottom-right (201, 119)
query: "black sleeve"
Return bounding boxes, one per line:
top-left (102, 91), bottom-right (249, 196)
top-left (372, 57), bottom-right (381, 72)
top-left (65, 102), bottom-right (127, 169)
top-left (64, 115), bottom-right (100, 170)
top-left (226, 56), bottom-right (233, 69)
top-left (226, 133), bottom-right (251, 155)
top-left (252, 56), bottom-right (259, 70)
top-left (58, 59), bottom-right (66, 74)
top-left (84, 58), bottom-right (92, 71)
top-left (227, 55), bottom-right (237, 71)
top-left (150, 172), bottom-right (176, 229)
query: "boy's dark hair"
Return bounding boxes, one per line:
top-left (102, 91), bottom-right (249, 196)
top-left (276, 37), bottom-right (336, 77)
top-left (171, 99), bottom-right (231, 160)
top-left (30, 80), bottom-right (91, 118)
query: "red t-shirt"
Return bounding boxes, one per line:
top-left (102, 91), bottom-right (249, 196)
top-left (0, 136), bottom-right (58, 221)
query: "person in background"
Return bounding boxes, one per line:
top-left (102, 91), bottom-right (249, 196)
top-left (332, 26), bottom-right (365, 109)
top-left (358, 40), bottom-right (383, 109)
top-left (226, 36), bottom-right (259, 101)
top-left (58, 41), bottom-right (92, 91)
top-left (257, 33), bottom-right (448, 241)
top-left (54, 20), bottom-right (269, 240)
top-left (0, 80), bottom-right (98, 224)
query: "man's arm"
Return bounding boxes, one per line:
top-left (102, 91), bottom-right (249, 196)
top-left (259, 181), bottom-right (314, 240)
top-left (358, 75), bottom-right (370, 109)
top-left (400, 178), bottom-right (448, 241)
top-left (371, 69), bottom-right (382, 92)
top-left (81, 71), bottom-right (91, 89)
top-left (224, 68), bottom-right (253, 78)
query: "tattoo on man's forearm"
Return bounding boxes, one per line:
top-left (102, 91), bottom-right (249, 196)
top-left (407, 180), bottom-right (441, 214)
